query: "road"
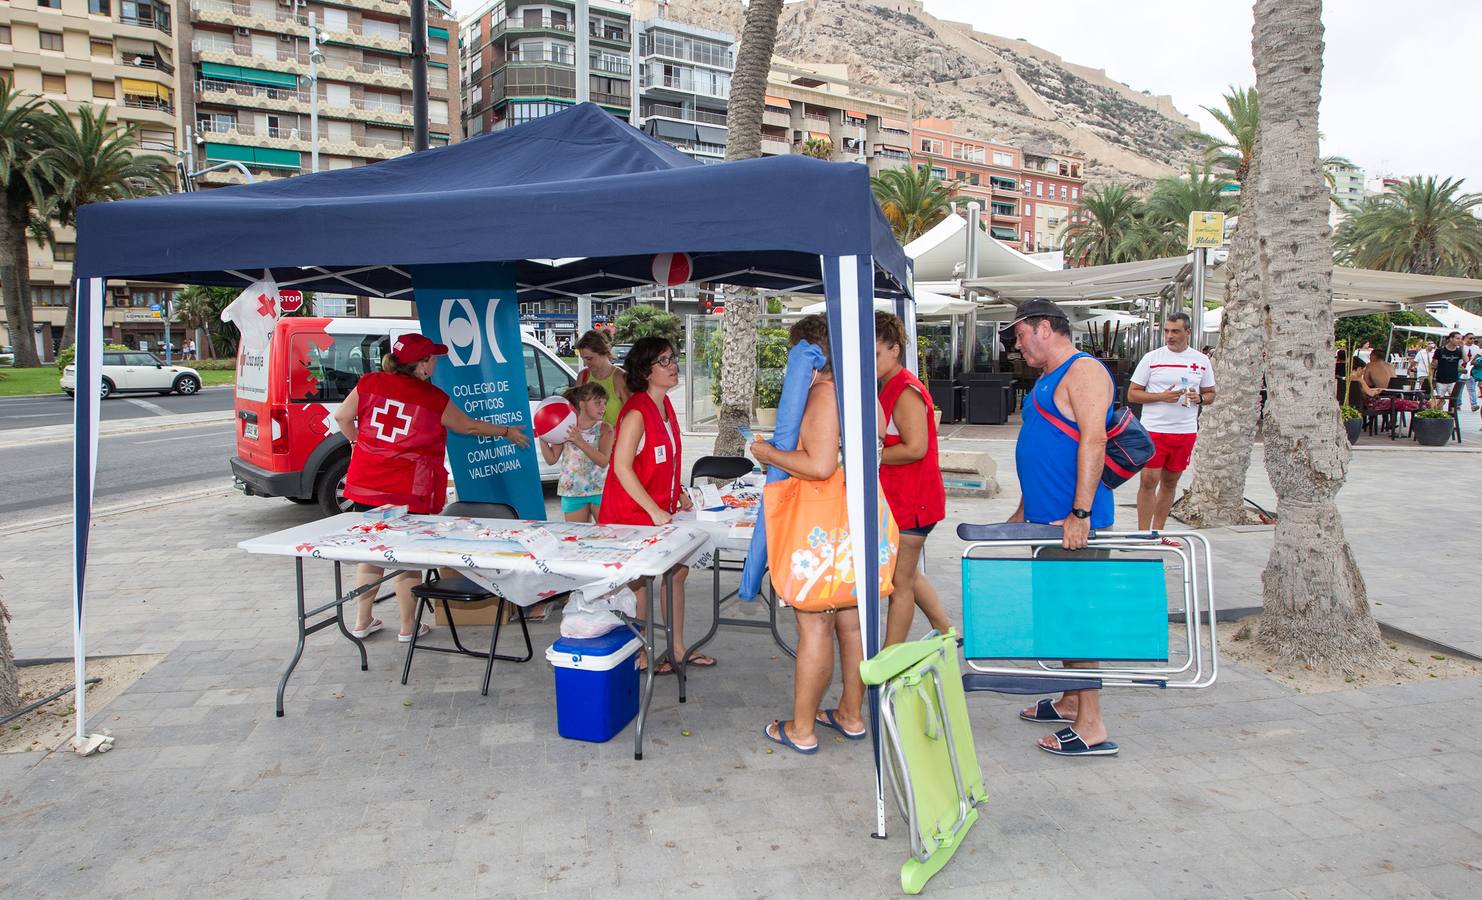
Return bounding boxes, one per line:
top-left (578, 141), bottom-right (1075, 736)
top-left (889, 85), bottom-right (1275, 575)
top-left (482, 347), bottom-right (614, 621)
top-left (0, 422), bottom-right (238, 524)
top-left (0, 386), bottom-right (236, 431)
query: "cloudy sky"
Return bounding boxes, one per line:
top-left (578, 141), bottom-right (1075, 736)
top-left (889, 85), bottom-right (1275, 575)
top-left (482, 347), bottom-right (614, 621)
top-left (922, 0), bottom-right (1480, 187)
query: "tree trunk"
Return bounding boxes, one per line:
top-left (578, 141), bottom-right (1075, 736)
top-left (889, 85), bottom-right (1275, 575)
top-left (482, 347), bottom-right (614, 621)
top-left (0, 589), bottom-right (19, 717)
top-left (712, 0), bottom-right (783, 457)
top-left (1171, 167), bottom-right (1265, 526)
top-left (1251, 0), bottom-right (1384, 673)
top-left (0, 200), bottom-right (41, 369)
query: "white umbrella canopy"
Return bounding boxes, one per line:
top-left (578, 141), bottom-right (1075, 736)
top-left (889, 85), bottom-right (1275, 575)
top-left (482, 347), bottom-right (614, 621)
top-left (799, 290), bottom-right (976, 317)
top-left (904, 212), bottom-right (1056, 282)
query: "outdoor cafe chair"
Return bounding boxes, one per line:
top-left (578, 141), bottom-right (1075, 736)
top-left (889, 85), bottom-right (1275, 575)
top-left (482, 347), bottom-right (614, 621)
top-left (401, 501), bottom-right (539, 696)
top-left (688, 455), bottom-right (754, 486)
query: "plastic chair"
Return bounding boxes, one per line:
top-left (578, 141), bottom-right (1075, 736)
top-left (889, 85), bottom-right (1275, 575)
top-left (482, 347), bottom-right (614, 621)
top-left (401, 501), bottom-right (540, 696)
top-left (688, 455), bottom-right (754, 486)
top-left (859, 630), bottom-right (986, 895)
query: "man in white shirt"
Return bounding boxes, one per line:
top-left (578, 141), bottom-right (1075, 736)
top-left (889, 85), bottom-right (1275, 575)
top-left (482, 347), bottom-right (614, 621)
top-left (1413, 342), bottom-right (1435, 393)
top-left (1129, 312), bottom-right (1216, 542)
top-left (1462, 333), bottom-right (1480, 412)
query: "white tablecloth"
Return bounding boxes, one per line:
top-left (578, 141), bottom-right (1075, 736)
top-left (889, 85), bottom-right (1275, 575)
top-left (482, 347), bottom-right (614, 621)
top-left (239, 511), bottom-right (710, 606)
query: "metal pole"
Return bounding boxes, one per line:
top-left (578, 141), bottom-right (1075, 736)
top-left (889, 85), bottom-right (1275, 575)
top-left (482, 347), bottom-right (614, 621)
top-left (411, 0), bottom-right (429, 150)
top-left (164, 299), bottom-right (172, 364)
top-left (628, 13), bottom-right (639, 125)
top-left (576, 0), bottom-right (590, 104)
top-left (577, 295), bottom-right (593, 334)
top-left (1191, 247), bottom-right (1206, 341)
top-left (964, 201), bottom-right (981, 374)
top-left (308, 13), bottom-right (320, 173)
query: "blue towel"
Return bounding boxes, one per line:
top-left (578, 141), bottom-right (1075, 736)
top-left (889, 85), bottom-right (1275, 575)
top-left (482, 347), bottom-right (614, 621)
top-left (739, 339), bottom-right (826, 601)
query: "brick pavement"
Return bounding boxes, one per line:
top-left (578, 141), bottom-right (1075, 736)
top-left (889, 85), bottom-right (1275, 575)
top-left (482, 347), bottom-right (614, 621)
top-left (1, 445), bottom-right (1480, 898)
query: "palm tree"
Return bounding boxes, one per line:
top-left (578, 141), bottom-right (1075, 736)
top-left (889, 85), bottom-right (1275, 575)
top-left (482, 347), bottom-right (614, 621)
top-left (1115, 164), bottom-right (1238, 260)
top-left (714, 0), bottom-right (784, 457)
top-left (43, 103), bottom-right (175, 346)
top-left (1251, 0), bottom-right (1383, 672)
top-left (1062, 183), bottom-right (1140, 266)
top-left (799, 136), bottom-right (832, 160)
top-left (869, 163), bottom-right (958, 244)
top-left (1334, 176), bottom-right (1482, 276)
top-left (1185, 85), bottom-right (1258, 183)
top-left (173, 285), bottom-right (237, 359)
top-left (0, 80), bottom-right (56, 368)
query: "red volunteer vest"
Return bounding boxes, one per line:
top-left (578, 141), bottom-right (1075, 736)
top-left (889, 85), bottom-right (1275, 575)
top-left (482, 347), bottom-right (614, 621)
top-left (343, 371), bottom-right (451, 515)
top-left (879, 367), bottom-right (946, 529)
top-left (597, 391), bottom-right (682, 526)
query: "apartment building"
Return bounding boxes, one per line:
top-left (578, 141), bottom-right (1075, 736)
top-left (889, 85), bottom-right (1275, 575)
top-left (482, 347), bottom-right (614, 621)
top-left (635, 15), bottom-right (730, 162)
top-left (458, 0), bottom-right (634, 138)
top-left (760, 59), bottom-right (910, 175)
top-left (178, 0), bottom-right (460, 188)
top-left (1019, 148), bottom-right (1085, 254)
top-left (911, 117), bottom-right (1023, 245)
top-left (1326, 159), bottom-right (1365, 225)
top-left (0, 0), bottom-right (185, 359)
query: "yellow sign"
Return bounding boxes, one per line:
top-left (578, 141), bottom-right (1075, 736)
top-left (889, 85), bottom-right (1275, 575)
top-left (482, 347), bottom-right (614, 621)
top-left (1187, 211), bottom-right (1226, 249)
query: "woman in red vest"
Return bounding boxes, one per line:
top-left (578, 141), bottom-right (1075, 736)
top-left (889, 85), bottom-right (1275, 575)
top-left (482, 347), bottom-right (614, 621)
top-left (876, 312), bottom-right (952, 646)
top-left (597, 336), bottom-right (715, 672)
top-left (333, 333), bottom-right (528, 642)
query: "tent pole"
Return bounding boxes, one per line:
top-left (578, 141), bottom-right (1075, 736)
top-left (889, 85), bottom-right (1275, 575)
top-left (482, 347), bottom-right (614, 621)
top-left (71, 278), bottom-right (105, 753)
top-left (411, 0), bottom-right (428, 151)
top-left (576, 0), bottom-right (591, 104)
top-left (822, 254), bottom-right (887, 840)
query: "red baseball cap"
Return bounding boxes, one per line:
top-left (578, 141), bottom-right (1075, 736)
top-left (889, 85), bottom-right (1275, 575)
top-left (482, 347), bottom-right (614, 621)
top-left (390, 333), bottom-right (449, 365)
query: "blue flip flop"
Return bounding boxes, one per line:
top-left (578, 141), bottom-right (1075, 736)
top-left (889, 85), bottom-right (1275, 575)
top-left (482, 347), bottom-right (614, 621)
top-left (764, 720), bottom-right (818, 755)
top-left (1019, 698), bottom-right (1072, 724)
top-left (1040, 726), bottom-right (1119, 757)
top-left (815, 708), bottom-right (867, 740)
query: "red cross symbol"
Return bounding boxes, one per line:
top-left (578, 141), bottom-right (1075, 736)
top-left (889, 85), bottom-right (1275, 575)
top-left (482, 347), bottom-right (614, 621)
top-left (368, 399), bottom-right (412, 443)
top-left (257, 293), bottom-right (275, 318)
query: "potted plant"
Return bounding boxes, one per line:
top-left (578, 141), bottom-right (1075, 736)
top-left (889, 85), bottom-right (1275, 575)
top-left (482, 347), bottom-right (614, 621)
top-left (1339, 405), bottom-right (1363, 444)
top-left (917, 335), bottom-right (943, 426)
top-left (1413, 406), bottom-right (1454, 446)
top-left (755, 370), bottom-right (782, 427)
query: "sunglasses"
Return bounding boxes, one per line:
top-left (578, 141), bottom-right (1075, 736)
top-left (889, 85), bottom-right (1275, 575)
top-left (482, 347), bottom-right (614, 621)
top-left (653, 354), bottom-right (679, 369)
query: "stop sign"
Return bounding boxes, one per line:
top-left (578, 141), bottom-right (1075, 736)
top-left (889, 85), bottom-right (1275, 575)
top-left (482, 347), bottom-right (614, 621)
top-left (278, 289), bottom-right (304, 313)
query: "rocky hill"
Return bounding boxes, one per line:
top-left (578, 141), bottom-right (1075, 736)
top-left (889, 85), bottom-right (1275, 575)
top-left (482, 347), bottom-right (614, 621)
top-left (652, 0), bottom-right (1201, 185)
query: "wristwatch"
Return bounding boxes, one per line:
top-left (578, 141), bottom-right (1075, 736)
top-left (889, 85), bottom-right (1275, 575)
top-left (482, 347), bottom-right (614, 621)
top-left (1071, 508), bottom-right (1091, 519)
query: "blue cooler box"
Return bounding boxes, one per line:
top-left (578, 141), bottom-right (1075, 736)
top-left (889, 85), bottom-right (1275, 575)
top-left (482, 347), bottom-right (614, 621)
top-left (546, 630), bottom-right (642, 742)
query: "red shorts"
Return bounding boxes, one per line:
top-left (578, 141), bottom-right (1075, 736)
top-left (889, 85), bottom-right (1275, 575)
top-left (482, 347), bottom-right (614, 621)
top-left (1147, 431), bottom-right (1197, 472)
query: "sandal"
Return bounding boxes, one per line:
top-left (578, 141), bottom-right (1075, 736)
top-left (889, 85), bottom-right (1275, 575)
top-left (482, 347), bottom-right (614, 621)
top-left (764, 720), bottom-right (817, 755)
top-left (397, 622), bottom-right (433, 643)
top-left (816, 708), bottom-right (867, 740)
top-left (1018, 698), bottom-right (1072, 724)
top-left (683, 653), bottom-right (718, 668)
top-left (1039, 726), bottom-right (1119, 757)
top-left (348, 618), bottom-right (383, 640)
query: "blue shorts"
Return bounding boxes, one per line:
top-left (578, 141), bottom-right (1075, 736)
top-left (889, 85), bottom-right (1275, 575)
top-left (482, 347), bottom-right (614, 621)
top-left (560, 494), bottom-right (602, 514)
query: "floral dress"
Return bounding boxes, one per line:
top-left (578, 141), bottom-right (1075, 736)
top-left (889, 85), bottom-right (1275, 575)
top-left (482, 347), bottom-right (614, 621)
top-left (557, 422), bottom-right (607, 498)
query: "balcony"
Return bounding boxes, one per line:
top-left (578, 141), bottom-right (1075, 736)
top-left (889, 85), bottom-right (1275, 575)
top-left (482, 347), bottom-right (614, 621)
top-left (640, 72), bottom-right (729, 100)
top-left (119, 13), bottom-right (172, 36)
top-left (192, 40), bottom-right (411, 89)
top-left (640, 38), bottom-right (734, 70)
top-left (590, 90), bottom-right (630, 109)
top-left (493, 16), bottom-right (575, 39)
top-left (643, 103), bottom-right (727, 127)
top-left (320, 22), bottom-right (411, 55)
top-left (122, 95), bottom-right (174, 115)
top-left (506, 48), bottom-right (574, 65)
top-left (196, 78), bottom-right (309, 113)
top-left (990, 205), bottom-right (1019, 219)
top-left (591, 55), bottom-right (630, 76)
top-left (122, 54), bottom-right (174, 76)
top-left (332, 0), bottom-right (407, 16)
top-left (190, 0), bottom-right (305, 38)
top-left (760, 137), bottom-right (790, 156)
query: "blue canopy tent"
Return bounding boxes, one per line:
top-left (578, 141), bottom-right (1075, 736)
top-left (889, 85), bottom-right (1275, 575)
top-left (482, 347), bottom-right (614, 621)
top-left (72, 103), bottom-right (913, 830)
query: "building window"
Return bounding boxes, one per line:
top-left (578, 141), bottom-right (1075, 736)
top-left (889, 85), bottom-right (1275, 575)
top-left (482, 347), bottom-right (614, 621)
top-left (1024, 203), bottom-right (1032, 217)
top-left (93, 80), bottom-right (115, 99)
top-left (0, 26), bottom-right (11, 45)
top-left (1023, 179), bottom-right (1032, 194)
top-left (1070, 186), bottom-right (1078, 200)
top-left (38, 0), bottom-right (61, 8)
top-left (1060, 185), bottom-right (1067, 199)
top-left (429, 36), bottom-right (449, 55)
top-left (43, 74), bottom-right (67, 94)
top-left (992, 150), bottom-right (1013, 166)
top-left (89, 0), bottom-right (111, 14)
top-left (429, 99), bottom-right (449, 125)
top-left (54, 243), bottom-right (76, 262)
top-left (40, 31), bottom-right (64, 52)
top-left (919, 137), bottom-right (943, 155)
top-left (1036, 182), bottom-right (1044, 197)
top-left (90, 38), bottom-right (112, 58)
top-left (32, 286), bottom-right (71, 307)
top-left (361, 17), bottom-right (402, 42)
top-left (429, 67), bottom-right (449, 90)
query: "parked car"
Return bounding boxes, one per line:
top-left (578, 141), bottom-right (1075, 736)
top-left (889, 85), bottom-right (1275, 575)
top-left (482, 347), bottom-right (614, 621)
top-left (611, 343), bottom-right (632, 366)
top-left (230, 317), bottom-right (577, 516)
top-left (61, 351), bottom-right (202, 399)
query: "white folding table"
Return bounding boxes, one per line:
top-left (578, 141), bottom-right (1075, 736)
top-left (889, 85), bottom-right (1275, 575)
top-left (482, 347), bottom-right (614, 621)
top-left (239, 511), bottom-right (708, 759)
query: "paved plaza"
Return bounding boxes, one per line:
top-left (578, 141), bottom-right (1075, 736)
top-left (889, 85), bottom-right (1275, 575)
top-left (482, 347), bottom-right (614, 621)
top-left (2, 441), bottom-right (1480, 898)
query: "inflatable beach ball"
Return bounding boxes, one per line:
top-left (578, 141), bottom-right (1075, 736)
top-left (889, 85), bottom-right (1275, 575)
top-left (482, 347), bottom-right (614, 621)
top-left (533, 396), bottom-right (577, 444)
top-left (651, 252), bottom-right (693, 286)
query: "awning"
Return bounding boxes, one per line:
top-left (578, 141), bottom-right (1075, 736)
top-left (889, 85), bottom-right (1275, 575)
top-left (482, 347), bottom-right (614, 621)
top-left (200, 63), bottom-right (298, 89)
top-left (764, 94), bottom-right (791, 109)
top-left (845, 109), bottom-right (866, 119)
top-left (121, 79), bottom-right (169, 100)
top-left (203, 143), bottom-right (302, 171)
top-left (428, 26), bottom-right (449, 39)
top-left (800, 289), bottom-right (975, 317)
top-left (650, 119), bottom-right (697, 142)
top-left (806, 130), bottom-right (829, 141)
top-left (879, 117), bottom-right (909, 132)
top-left (695, 124), bottom-right (726, 145)
top-left (903, 211), bottom-right (1054, 281)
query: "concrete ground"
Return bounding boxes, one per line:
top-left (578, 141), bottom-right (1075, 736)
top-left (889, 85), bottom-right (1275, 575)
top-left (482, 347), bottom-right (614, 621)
top-left (1, 443), bottom-right (1480, 898)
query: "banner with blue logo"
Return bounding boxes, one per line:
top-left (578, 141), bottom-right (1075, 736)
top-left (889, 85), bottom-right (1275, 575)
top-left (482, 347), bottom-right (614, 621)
top-left (411, 263), bottom-right (545, 519)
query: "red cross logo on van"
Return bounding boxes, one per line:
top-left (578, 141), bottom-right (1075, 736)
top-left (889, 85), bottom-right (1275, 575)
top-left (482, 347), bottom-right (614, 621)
top-left (368, 399), bottom-right (412, 443)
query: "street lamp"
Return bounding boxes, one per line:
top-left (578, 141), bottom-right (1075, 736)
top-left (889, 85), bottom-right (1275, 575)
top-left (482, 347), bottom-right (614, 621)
top-left (307, 12), bottom-right (325, 174)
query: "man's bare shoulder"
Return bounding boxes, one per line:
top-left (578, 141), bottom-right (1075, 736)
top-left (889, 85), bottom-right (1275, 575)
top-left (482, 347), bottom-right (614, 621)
top-left (1064, 355), bottom-right (1113, 388)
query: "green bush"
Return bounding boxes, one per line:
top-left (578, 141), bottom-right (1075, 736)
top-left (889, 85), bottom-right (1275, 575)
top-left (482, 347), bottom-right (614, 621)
top-left (188, 358), bottom-right (236, 371)
top-left (1339, 405), bottom-right (1362, 421)
top-left (55, 343), bottom-right (129, 373)
top-left (704, 326), bottom-right (790, 408)
top-left (614, 304), bottom-right (682, 345)
top-left (1415, 406), bottom-right (1453, 419)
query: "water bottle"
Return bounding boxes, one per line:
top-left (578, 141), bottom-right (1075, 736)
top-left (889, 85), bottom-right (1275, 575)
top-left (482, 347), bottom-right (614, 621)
top-left (1179, 375), bottom-right (1191, 407)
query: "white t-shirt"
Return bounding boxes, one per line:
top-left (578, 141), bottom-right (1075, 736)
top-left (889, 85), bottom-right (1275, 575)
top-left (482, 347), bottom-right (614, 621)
top-left (1463, 345), bottom-right (1481, 377)
top-left (1413, 349), bottom-right (1432, 378)
top-left (1131, 346), bottom-right (1216, 434)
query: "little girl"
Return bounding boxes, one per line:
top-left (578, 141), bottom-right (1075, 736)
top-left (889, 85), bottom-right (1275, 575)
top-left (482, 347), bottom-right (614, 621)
top-left (539, 382), bottom-right (613, 523)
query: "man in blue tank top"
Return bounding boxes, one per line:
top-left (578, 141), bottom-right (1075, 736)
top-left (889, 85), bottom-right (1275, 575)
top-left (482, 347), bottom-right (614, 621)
top-left (1004, 298), bottom-right (1120, 758)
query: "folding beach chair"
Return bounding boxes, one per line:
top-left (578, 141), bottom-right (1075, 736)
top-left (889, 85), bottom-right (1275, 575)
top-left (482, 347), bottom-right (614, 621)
top-left (956, 522), bottom-right (1219, 695)
top-left (859, 630), bottom-right (987, 895)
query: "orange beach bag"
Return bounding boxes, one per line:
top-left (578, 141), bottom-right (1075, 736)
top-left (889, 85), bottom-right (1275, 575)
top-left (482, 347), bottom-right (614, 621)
top-left (764, 469), bottom-right (899, 612)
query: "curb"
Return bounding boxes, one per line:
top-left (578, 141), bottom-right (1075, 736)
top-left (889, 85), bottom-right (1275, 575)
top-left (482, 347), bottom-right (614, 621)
top-left (0, 410), bottom-right (234, 450)
top-left (1169, 605), bottom-right (1482, 663)
top-left (0, 484), bottom-right (233, 537)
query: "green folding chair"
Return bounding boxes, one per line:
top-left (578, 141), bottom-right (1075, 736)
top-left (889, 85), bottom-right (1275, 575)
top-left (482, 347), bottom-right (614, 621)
top-left (859, 629), bottom-right (987, 895)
